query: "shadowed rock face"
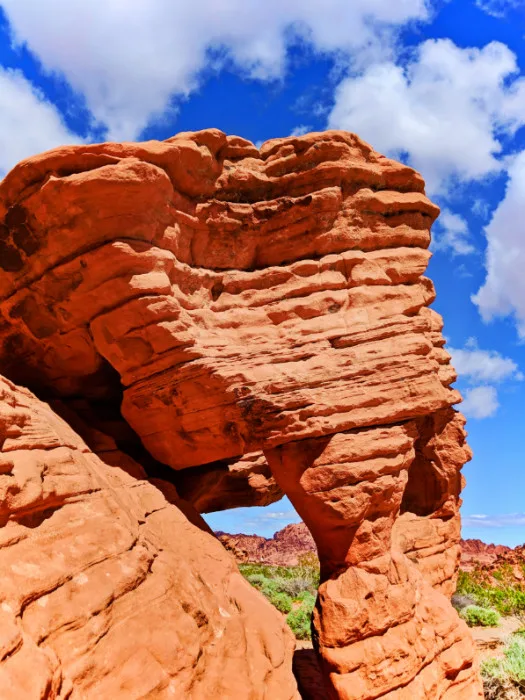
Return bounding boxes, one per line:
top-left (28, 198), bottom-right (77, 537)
top-left (0, 129), bottom-right (482, 698)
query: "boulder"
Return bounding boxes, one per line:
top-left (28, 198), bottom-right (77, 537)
top-left (0, 375), bottom-right (298, 699)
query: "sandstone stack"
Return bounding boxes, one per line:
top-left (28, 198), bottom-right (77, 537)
top-left (0, 129), bottom-right (482, 698)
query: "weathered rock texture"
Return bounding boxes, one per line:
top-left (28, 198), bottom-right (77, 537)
top-left (0, 376), bottom-right (298, 699)
top-left (0, 129), bottom-right (482, 698)
top-left (176, 451), bottom-right (283, 513)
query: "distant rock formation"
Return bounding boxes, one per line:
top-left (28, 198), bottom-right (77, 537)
top-left (460, 538), bottom-right (512, 570)
top-left (0, 129), bottom-right (482, 698)
top-left (218, 522), bottom-right (316, 566)
top-left (461, 539), bottom-right (525, 583)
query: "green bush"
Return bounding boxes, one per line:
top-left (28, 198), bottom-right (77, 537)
top-left (461, 605), bottom-right (500, 628)
top-left (240, 561), bottom-right (318, 638)
top-left (245, 573), bottom-right (268, 589)
top-left (451, 593), bottom-right (476, 612)
top-left (455, 570), bottom-right (525, 618)
top-left (287, 601), bottom-right (314, 640)
top-left (239, 563), bottom-right (296, 580)
top-left (272, 575), bottom-right (315, 598)
top-left (267, 590), bottom-right (293, 614)
top-left (294, 590), bottom-right (316, 604)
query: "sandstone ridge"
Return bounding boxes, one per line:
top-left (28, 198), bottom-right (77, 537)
top-left (217, 522), bottom-right (316, 566)
top-left (0, 129), bottom-right (482, 698)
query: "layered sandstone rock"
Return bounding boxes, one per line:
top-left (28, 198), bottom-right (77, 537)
top-left (0, 376), bottom-right (298, 699)
top-left (0, 129), bottom-right (482, 698)
top-left (176, 451), bottom-right (283, 513)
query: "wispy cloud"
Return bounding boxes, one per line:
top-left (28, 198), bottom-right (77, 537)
top-left (463, 513), bottom-right (525, 528)
top-left (432, 209), bottom-right (475, 256)
top-left (242, 509), bottom-right (300, 530)
top-left (475, 0), bottom-right (522, 18)
top-left (450, 338), bottom-right (522, 419)
top-left (290, 125), bottom-right (311, 137)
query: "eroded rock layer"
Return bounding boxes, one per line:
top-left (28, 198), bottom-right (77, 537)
top-left (0, 376), bottom-right (298, 699)
top-left (0, 129), bottom-right (482, 698)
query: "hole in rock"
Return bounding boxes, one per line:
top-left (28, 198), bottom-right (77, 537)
top-left (2, 349), bottom-right (324, 695)
top-left (202, 497), bottom-right (322, 696)
top-left (400, 416), bottom-right (455, 518)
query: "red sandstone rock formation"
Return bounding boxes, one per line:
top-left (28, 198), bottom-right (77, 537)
top-left (460, 538), bottom-right (512, 571)
top-left (0, 376), bottom-right (297, 698)
top-left (176, 451), bottom-right (283, 513)
top-left (460, 539), bottom-right (525, 583)
top-left (218, 522), bottom-right (316, 566)
top-left (0, 129), bottom-right (482, 698)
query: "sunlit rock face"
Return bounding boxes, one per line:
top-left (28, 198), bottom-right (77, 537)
top-left (0, 129), bottom-right (482, 699)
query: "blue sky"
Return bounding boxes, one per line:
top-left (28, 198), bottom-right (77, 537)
top-left (1, 0), bottom-right (524, 546)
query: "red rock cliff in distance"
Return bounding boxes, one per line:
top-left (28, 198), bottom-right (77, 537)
top-left (0, 129), bottom-right (483, 699)
top-left (218, 522), bottom-right (316, 566)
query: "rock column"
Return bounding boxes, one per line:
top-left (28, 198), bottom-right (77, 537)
top-left (265, 417), bottom-right (483, 699)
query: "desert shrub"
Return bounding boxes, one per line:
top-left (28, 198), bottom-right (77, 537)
top-left (455, 570), bottom-right (525, 618)
top-left (240, 561), bottom-right (318, 638)
top-left (287, 598), bottom-right (315, 640)
top-left (294, 590), bottom-right (316, 604)
top-left (245, 573), bottom-right (268, 589)
top-left (267, 590), bottom-right (293, 614)
top-left (482, 636), bottom-right (525, 697)
top-left (239, 563), bottom-right (296, 580)
top-left (460, 605), bottom-right (500, 627)
top-left (296, 552), bottom-right (320, 590)
top-left (272, 575), bottom-right (314, 598)
top-left (482, 674), bottom-right (522, 700)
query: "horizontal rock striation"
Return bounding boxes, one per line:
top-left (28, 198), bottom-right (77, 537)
top-left (0, 129), bottom-right (482, 698)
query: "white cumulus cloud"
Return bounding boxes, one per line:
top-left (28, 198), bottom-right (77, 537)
top-left (461, 385), bottom-right (499, 419)
top-left (450, 340), bottom-right (522, 419)
top-left (448, 341), bottom-right (523, 384)
top-left (290, 125), bottom-right (311, 137)
top-left (328, 39), bottom-right (525, 194)
top-left (473, 151), bottom-right (525, 338)
top-left (0, 0), bottom-right (429, 141)
top-left (0, 67), bottom-right (80, 178)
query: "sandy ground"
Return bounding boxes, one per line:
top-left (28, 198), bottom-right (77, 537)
top-left (470, 616), bottom-right (523, 661)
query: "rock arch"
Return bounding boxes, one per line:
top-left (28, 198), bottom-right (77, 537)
top-left (0, 129), bottom-right (482, 698)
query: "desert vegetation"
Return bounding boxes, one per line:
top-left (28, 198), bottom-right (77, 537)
top-left (455, 569), bottom-right (525, 618)
top-left (482, 635), bottom-right (525, 699)
top-left (240, 552), bottom-right (320, 640)
top-left (455, 566), bottom-right (525, 697)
